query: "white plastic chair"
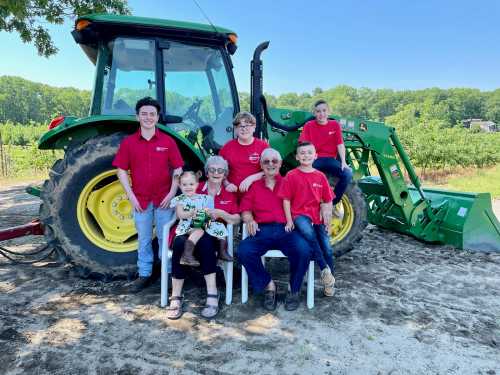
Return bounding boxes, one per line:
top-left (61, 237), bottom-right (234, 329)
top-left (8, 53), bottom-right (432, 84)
top-left (160, 220), bottom-right (234, 307)
top-left (240, 224), bottom-right (315, 309)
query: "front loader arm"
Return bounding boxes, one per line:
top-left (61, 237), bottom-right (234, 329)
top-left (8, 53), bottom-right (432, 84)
top-left (344, 124), bottom-right (442, 240)
top-left (263, 99), bottom-right (500, 251)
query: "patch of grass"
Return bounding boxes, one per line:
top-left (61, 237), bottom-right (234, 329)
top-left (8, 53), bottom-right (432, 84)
top-left (427, 164), bottom-right (500, 198)
top-left (0, 144), bottom-right (61, 180)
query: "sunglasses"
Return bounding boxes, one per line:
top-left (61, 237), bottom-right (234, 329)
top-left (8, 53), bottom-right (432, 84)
top-left (261, 159), bottom-right (280, 165)
top-left (208, 167), bottom-right (226, 174)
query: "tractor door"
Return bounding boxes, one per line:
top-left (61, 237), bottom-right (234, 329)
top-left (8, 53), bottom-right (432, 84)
top-left (100, 37), bottom-right (157, 114)
top-left (161, 41), bottom-right (236, 155)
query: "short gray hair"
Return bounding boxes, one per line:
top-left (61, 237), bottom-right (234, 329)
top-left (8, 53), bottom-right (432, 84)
top-left (260, 148), bottom-right (282, 163)
top-left (205, 155), bottom-right (229, 175)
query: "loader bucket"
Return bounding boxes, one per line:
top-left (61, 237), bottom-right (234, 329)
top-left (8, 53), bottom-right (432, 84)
top-left (359, 177), bottom-right (500, 252)
top-left (409, 187), bottom-right (500, 252)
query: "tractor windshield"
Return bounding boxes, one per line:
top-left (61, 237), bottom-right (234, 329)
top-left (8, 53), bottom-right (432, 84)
top-left (100, 37), bottom-right (236, 153)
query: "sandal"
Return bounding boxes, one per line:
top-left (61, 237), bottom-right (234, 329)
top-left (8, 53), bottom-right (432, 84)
top-left (166, 296), bottom-right (183, 320)
top-left (201, 293), bottom-right (220, 319)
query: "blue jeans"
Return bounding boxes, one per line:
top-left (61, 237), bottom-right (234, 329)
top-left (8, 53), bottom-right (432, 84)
top-left (134, 203), bottom-right (175, 277)
top-left (293, 215), bottom-right (334, 273)
top-left (313, 157), bottom-right (353, 204)
top-left (237, 223), bottom-right (313, 293)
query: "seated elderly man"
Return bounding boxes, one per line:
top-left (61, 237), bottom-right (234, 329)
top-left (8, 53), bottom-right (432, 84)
top-left (237, 148), bottom-right (313, 311)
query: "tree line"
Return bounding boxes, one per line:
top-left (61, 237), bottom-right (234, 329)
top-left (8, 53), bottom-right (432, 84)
top-left (240, 86), bottom-right (500, 127)
top-left (0, 76), bottom-right (90, 124)
top-left (2, 75), bottom-right (500, 127)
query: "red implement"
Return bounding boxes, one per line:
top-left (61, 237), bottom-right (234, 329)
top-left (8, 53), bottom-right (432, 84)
top-left (0, 220), bottom-right (44, 241)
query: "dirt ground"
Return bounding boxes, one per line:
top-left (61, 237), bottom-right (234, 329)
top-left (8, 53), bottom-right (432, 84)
top-left (0, 184), bottom-right (499, 375)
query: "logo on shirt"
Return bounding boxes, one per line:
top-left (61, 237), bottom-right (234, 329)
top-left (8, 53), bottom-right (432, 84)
top-left (328, 131), bottom-right (336, 135)
top-left (249, 152), bottom-right (260, 164)
top-left (156, 147), bottom-right (168, 152)
top-left (219, 200), bottom-right (232, 205)
top-left (312, 183), bottom-right (323, 189)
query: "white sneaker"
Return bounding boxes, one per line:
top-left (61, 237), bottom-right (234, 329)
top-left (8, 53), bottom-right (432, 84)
top-left (320, 267), bottom-right (335, 297)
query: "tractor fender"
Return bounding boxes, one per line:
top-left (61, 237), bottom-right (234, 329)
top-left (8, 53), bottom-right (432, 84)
top-left (38, 115), bottom-right (205, 166)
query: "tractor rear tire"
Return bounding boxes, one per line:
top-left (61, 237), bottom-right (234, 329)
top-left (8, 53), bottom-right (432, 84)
top-left (329, 180), bottom-right (368, 257)
top-left (40, 133), bottom-right (138, 280)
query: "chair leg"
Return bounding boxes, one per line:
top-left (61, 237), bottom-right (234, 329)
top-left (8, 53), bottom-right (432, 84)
top-left (307, 261), bottom-right (314, 309)
top-left (225, 261), bottom-right (233, 305)
top-left (160, 254), bottom-right (170, 308)
top-left (241, 265), bottom-right (248, 304)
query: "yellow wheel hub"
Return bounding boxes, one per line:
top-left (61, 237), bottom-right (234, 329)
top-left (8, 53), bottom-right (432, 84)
top-left (77, 170), bottom-right (137, 252)
top-left (330, 195), bottom-right (355, 245)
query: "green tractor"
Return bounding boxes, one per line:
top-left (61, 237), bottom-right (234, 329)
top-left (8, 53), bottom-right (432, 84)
top-left (35, 14), bottom-right (500, 279)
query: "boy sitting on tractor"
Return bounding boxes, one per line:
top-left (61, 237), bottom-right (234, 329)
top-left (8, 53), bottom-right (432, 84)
top-left (299, 99), bottom-right (353, 209)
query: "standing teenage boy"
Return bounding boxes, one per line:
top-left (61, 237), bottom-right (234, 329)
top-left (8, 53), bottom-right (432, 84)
top-left (219, 111), bottom-right (268, 195)
top-left (278, 142), bottom-right (336, 296)
top-left (113, 97), bottom-right (184, 292)
top-left (299, 100), bottom-right (352, 206)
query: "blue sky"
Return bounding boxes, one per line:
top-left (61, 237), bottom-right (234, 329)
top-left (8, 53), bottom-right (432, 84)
top-left (1, 0), bottom-right (499, 95)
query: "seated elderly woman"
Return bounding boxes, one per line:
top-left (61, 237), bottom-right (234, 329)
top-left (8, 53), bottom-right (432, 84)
top-left (237, 148), bottom-right (313, 311)
top-left (167, 156), bottom-right (240, 320)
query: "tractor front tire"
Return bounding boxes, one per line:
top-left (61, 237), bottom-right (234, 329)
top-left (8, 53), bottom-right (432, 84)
top-left (329, 180), bottom-right (368, 257)
top-left (40, 133), bottom-right (138, 280)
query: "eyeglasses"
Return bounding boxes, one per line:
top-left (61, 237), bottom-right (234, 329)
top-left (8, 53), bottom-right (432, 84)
top-left (235, 124), bottom-right (254, 130)
top-left (208, 167), bottom-right (226, 174)
top-left (261, 159), bottom-right (280, 165)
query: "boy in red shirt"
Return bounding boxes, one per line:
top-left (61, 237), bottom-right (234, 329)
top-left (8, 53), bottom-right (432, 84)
top-left (278, 142), bottom-right (336, 297)
top-left (299, 99), bottom-right (353, 207)
top-left (113, 97), bottom-right (184, 292)
top-left (219, 112), bottom-right (268, 196)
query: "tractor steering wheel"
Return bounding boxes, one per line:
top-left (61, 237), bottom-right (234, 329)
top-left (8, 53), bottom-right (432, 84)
top-left (167, 100), bottom-right (204, 134)
top-left (182, 99), bottom-right (204, 126)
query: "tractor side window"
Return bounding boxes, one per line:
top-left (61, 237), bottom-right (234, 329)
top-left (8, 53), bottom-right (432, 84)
top-left (102, 38), bottom-right (157, 115)
top-left (163, 42), bottom-right (235, 155)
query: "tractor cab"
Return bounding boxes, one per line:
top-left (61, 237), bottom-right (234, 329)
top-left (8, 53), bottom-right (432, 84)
top-left (73, 14), bottom-right (240, 154)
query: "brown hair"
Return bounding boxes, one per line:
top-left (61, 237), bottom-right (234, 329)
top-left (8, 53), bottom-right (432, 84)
top-left (312, 99), bottom-right (330, 111)
top-left (295, 141), bottom-right (315, 154)
top-left (179, 170), bottom-right (202, 183)
top-left (232, 111), bottom-right (256, 126)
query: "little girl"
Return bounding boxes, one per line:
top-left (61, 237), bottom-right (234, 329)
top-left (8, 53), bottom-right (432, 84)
top-left (170, 171), bottom-right (230, 267)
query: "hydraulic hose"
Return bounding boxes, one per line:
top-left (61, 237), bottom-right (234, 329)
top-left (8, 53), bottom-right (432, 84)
top-left (0, 244), bottom-right (55, 264)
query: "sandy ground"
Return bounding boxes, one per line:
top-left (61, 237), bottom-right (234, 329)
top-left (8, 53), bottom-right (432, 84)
top-left (0, 184), bottom-right (499, 375)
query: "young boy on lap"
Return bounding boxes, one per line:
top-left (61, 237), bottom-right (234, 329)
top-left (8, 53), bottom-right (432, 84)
top-left (278, 142), bottom-right (336, 296)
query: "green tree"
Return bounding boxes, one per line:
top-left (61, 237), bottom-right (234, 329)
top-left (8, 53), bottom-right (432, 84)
top-left (485, 89), bottom-right (500, 124)
top-left (0, 76), bottom-right (91, 123)
top-left (0, 0), bottom-right (130, 57)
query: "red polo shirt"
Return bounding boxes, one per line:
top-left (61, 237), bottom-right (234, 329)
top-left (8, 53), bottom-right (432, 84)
top-left (219, 138), bottom-right (268, 186)
top-left (278, 168), bottom-right (333, 224)
top-left (197, 182), bottom-right (239, 214)
top-left (239, 175), bottom-right (286, 224)
top-left (112, 128), bottom-right (184, 210)
top-left (299, 119), bottom-right (343, 158)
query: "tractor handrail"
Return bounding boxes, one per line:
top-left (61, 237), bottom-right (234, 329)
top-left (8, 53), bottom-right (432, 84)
top-left (260, 95), bottom-right (309, 132)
